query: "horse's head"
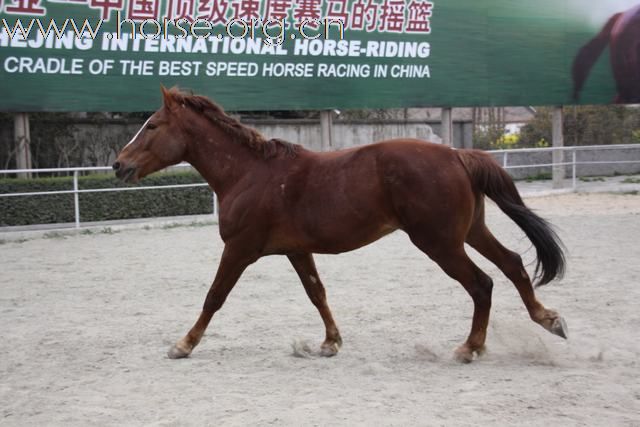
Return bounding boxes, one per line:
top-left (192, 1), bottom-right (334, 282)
top-left (113, 86), bottom-right (189, 183)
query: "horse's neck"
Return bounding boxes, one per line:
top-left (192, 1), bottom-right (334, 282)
top-left (184, 127), bottom-right (260, 199)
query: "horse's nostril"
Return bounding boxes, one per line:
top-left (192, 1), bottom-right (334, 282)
top-left (112, 161), bottom-right (121, 171)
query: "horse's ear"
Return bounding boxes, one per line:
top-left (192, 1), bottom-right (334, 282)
top-left (161, 85), bottom-right (176, 110)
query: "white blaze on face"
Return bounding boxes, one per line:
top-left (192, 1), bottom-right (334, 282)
top-left (124, 117), bottom-right (151, 149)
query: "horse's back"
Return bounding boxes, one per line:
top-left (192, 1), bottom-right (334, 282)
top-left (303, 138), bottom-right (473, 206)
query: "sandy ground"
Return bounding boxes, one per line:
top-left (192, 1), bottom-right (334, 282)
top-left (1, 193), bottom-right (639, 426)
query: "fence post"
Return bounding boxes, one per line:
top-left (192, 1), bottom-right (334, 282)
top-left (73, 171), bottom-right (80, 228)
top-left (212, 191), bottom-right (217, 217)
top-left (14, 113), bottom-right (32, 179)
top-left (441, 108), bottom-right (453, 146)
top-left (552, 106), bottom-right (565, 189)
top-left (503, 151), bottom-right (508, 169)
top-left (572, 149), bottom-right (577, 190)
top-left (320, 111), bottom-right (333, 151)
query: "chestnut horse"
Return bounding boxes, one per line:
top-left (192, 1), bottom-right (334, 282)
top-left (114, 87), bottom-right (567, 363)
top-left (572, 4), bottom-right (640, 103)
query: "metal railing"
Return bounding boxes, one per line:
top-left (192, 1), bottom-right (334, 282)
top-left (1, 144), bottom-right (639, 229)
top-left (0, 163), bottom-right (216, 228)
top-left (492, 143), bottom-right (640, 189)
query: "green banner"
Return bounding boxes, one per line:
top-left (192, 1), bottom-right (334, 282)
top-left (0, 0), bottom-right (637, 111)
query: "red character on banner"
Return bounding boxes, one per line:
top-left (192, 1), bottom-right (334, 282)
top-left (4, 0), bottom-right (46, 15)
top-left (325, 0), bottom-right (349, 27)
top-left (45, 0), bottom-right (88, 4)
top-left (128, 0), bottom-right (160, 20)
top-left (405, 0), bottom-right (433, 33)
top-left (350, 0), bottom-right (378, 32)
top-left (89, 0), bottom-right (124, 20)
top-left (165, 0), bottom-right (195, 21)
top-left (233, 0), bottom-right (261, 21)
top-left (293, 0), bottom-right (322, 29)
top-left (378, 0), bottom-right (404, 32)
top-left (197, 0), bottom-right (231, 24)
top-left (263, 0), bottom-right (292, 24)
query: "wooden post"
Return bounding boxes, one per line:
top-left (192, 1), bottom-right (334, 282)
top-left (552, 106), bottom-right (565, 189)
top-left (441, 107), bottom-right (453, 146)
top-left (14, 113), bottom-right (32, 178)
top-left (320, 110), bottom-right (333, 151)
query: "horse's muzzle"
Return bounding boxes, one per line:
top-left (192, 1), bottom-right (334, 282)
top-left (113, 162), bottom-right (137, 183)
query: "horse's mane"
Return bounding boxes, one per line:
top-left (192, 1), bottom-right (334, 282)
top-left (167, 88), bottom-right (299, 159)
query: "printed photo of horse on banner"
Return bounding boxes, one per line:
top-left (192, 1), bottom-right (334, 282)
top-left (572, 4), bottom-right (640, 103)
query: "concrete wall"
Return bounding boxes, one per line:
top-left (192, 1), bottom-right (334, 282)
top-left (2, 116), bottom-right (638, 178)
top-left (245, 120), bottom-right (478, 151)
top-left (245, 119), bottom-right (445, 151)
top-left (0, 117), bottom-right (454, 167)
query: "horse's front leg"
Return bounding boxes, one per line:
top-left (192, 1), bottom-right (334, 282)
top-left (168, 242), bottom-right (259, 359)
top-left (288, 253), bottom-right (342, 356)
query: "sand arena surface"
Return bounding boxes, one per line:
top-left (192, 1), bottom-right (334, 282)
top-left (1, 193), bottom-right (639, 426)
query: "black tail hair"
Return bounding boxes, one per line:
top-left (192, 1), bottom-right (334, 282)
top-left (458, 150), bottom-right (566, 287)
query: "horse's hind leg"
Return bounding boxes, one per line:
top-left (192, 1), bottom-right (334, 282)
top-left (288, 254), bottom-right (342, 356)
top-left (466, 222), bottom-right (568, 339)
top-left (409, 236), bottom-right (494, 363)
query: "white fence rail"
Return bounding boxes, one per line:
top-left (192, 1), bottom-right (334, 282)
top-left (0, 163), bottom-right (216, 228)
top-left (493, 144), bottom-right (640, 187)
top-left (1, 144), bottom-right (640, 229)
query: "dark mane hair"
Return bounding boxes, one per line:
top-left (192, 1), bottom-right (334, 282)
top-left (167, 88), bottom-right (299, 159)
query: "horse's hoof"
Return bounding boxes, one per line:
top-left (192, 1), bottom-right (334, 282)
top-left (550, 316), bottom-right (568, 339)
top-left (453, 344), bottom-right (485, 363)
top-left (167, 344), bottom-right (191, 359)
top-left (475, 345), bottom-right (487, 357)
top-left (320, 342), bottom-right (340, 357)
top-left (454, 346), bottom-right (474, 364)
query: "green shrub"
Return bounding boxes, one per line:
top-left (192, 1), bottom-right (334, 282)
top-left (0, 171), bottom-right (214, 226)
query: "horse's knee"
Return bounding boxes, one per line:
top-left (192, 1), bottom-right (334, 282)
top-left (470, 272), bottom-right (493, 306)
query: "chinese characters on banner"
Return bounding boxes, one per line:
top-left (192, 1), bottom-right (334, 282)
top-left (1, 0), bottom-right (434, 33)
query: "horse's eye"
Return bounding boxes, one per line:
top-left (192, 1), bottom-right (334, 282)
top-left (147, 123), bottom-right (158, 130)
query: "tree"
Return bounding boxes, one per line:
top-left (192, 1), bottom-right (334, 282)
top-left (472, 107), bottom-right (507, 150)
top-left (519, 106), bottom-right (640, 147)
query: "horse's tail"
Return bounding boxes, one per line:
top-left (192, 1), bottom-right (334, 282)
top-left (457, 149), bottom-right (565, 287)
top-left (572, 13), bottom-right (621, 101)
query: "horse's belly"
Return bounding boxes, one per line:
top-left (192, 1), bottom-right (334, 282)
top-left (305, 221), bottom-right (398, 254)
top-left (303, 211), bottom-right (398, 254)
top-left (262, 219), bottom-right (397, 255)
